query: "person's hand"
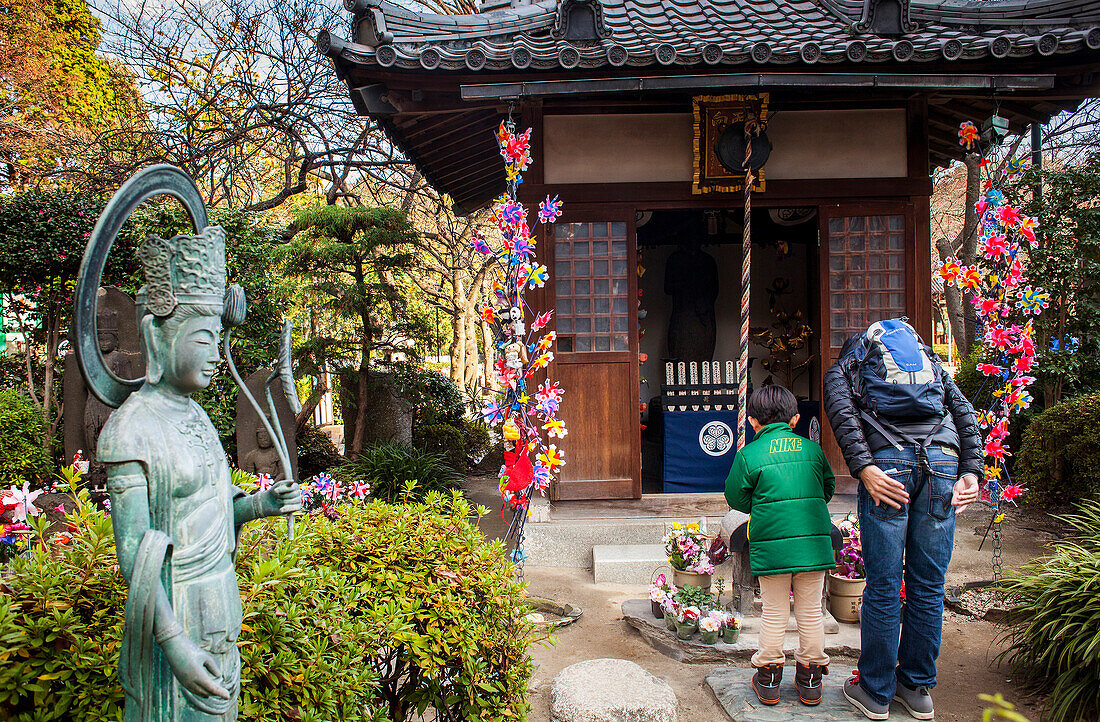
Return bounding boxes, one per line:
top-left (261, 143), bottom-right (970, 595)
top-left (951, 473), bottom-right (980, 514)
top-left (859, 464), bottom-right (910, 509)
top-left (162, 634), bottom-right (230, 700)
top-left (259, 479), bottom-right (301, 517)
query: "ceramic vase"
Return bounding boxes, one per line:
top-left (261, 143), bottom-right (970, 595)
top-left (673, 569), bottom-right (713, 591)
top-left (827, 573), bottom-right (866, 623)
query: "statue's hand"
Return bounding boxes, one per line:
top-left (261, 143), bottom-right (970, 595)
top-left (161, 634), bottom-right (230, 700)
top-left (259, 479), bottom-right (301, 517)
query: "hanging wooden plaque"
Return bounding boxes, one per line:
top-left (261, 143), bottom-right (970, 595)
top-left (692, 93), bottom-right (769, 195)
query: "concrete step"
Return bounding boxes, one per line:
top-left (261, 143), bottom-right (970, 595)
top-left (523, 516), bottom-right (726, 568)
top-left (592, 544), bottom-right (668, 584)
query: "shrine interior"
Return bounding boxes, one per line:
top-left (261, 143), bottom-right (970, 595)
top-left (637, 207), bottom-right (820, 493)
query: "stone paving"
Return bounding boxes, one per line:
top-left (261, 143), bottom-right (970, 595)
top-left (706, 667), bottom-right (865, 721)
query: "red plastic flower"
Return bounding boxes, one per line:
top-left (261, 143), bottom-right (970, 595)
top-left (1001, 484), bottom-right (1026, 504)
top-left (958, 121), bottom-right (979, 148)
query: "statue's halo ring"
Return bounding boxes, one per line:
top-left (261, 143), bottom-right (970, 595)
top-left (75, 165), bottom-right (209, 409)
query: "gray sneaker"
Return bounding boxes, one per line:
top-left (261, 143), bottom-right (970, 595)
top-left (894, 683), bottom-right (934, 719)
top-left (843, 677), bottom-right (890, 720)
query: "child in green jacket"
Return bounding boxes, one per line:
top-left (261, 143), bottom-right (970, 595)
top-left (725, 385), bottom-right (836, 707)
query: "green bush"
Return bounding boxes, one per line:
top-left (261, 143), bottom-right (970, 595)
top-left (413, 422), bottom-right (466, 472)
top-left (1015, 392), bottom-right (1100, 507)
top-left (461, 418), bottom-right (492, 464)
top-left (999, 500), bottom-right (1100, 721)
top-left (333, 443), bottom-right (462, 503)
top-left (951, 346), bottom-right (988, 406)
top-left (296, 422), bottom-right (343, 479)
top-left (0, 388), bottom-right (51, 486)
top-left (0, 478), bottom-right (533, 720)
top-left (387, 363), bottom-right (466, 427)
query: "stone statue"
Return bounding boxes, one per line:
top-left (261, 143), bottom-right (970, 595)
top-left (241, 423), bottom-right (281, 479)
top-left (236, 367), bottom-right (298, 482)
top-left (63, 286), bottom-right (144, 480)
top-left (664, 238), bottom-right (719, 364)
top-left (74, 166), bottom-right (301, 721)
top-left (83, 306), bottom-right (132, 462)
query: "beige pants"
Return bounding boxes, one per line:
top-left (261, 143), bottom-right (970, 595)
top-left (751, 571), bottom-right (830, 668)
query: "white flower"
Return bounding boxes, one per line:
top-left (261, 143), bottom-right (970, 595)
top-left (700, 617), bottom-right (721, 633)
top-left (5, 482), bottom-right (42, 521)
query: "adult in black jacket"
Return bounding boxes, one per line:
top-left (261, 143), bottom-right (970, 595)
top-left (824, 328), bottom-right (982, 721)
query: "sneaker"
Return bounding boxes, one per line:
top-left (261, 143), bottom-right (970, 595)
top-left (894, 682), bottom-right (934, 719)
top-left (751, 663), bottom-right (783, 706)
top-left (843, 676), bottom-right (890, 720)
top-left (794, 662), bottom-right (827, 705)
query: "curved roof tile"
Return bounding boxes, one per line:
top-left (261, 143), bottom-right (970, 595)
top-left (327, 0), bottom-right (1100, 70)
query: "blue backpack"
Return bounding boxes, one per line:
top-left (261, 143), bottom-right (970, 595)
top-left (840, 319), bottom-right (946, 420)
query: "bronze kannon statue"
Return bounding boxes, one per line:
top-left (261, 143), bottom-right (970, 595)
top-left (75, 166), bottom-right (301, 720)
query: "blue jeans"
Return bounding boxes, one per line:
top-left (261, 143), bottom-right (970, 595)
top-left (857, 445), bottom-right (958, 705)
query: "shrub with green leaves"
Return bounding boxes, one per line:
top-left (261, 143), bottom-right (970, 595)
top-left (413, 422), bottom-right (466, 472)
top-left (1014, 392), bottom-right (1100, 506)
top-left (999, 500), bottom-right (1100, 721)
top-left (0, 478), bottom-right (533, 720)
top-left (0, 388), bottom-right (51, 486)
top-left (334, 443), bottom-right (461, 503)
top-left (296, 422), bottom-right (343, 479)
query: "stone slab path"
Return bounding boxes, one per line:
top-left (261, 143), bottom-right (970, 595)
top-left (622, 599), bottom-right (860, 663)
top-left (706, 667), bottom-right (865, 721)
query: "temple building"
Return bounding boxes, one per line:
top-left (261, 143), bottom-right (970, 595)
top-left (321, 0), bottom-right (1100, 500)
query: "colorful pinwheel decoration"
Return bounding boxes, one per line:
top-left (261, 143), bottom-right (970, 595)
top-left (940, 121), bottom-right (1048, 579)
top-left (474, 120), bottom-right (566, 565)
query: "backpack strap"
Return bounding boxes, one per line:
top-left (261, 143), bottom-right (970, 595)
top-left (859, 409), bottom-right (949, 474)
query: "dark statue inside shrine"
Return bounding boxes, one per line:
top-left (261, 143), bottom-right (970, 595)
top-left (664, 237), bottom-right (719, 364)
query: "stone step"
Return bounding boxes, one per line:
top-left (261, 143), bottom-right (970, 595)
top-left (522, 504), bottom-right (857, 570)
top-left (592, 544), bottom-right (669, 584)
top-left (523, 516), bottom-right (726, 568)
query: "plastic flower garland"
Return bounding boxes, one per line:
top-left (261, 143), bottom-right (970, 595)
top-left (939, 122), bottom-right (1045, 573)
top-left (473, 120), bottom-right (565, 562)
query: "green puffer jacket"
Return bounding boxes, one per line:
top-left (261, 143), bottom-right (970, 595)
top-left (724, 422), bottom-right (836, 576)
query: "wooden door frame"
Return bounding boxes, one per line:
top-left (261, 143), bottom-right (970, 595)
top-left (547, 204), bottom-right (642, 500)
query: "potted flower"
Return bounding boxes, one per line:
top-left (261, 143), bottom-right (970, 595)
top-left (662, 599), bottom-right (678, 631)
top-left (699, 615), bottom-right (721, 644)
top-left (676, 605), bottom-right (700, 640)
top-left (722, 612), bottom-right (742, 644)
top-left (664, 521), bottom-right (724, 590)
top-left (649, 573), bottom-right (678, 618)
top-left (827, 515), bottom-right (866, 623)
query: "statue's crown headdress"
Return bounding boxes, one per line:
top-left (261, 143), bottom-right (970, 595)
top-left (135, 226), bottom-right (226, 317)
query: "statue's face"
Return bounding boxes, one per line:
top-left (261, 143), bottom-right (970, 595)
top-left (162, 316), bottom-right (221, 395)
top-left (256, 426), bottom-right (272, 449)
top-left (98, 330), bottom-right (118, 354)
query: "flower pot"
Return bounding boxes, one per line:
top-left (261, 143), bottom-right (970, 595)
top-left (700, 630), bottom-right (719, 645)
top-left (722, 627), bottom-right (739, 644)
top-left (673, 569), bottom-right (712, 591)
top-left (651, 600), bottom-right (664, 619)
top-left (664, 610), bottom-right (676, 631)
top-left (675, 620), bottom-right (697, 640)
top-left (827, 573), bottom-right (866, 623)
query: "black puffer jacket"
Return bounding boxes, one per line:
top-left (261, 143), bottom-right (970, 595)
top-left (823, 352), bottom-right (983, 478)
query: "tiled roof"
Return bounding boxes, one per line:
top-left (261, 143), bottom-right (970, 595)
top-left (324, 0), bottom-right (1100, 71)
